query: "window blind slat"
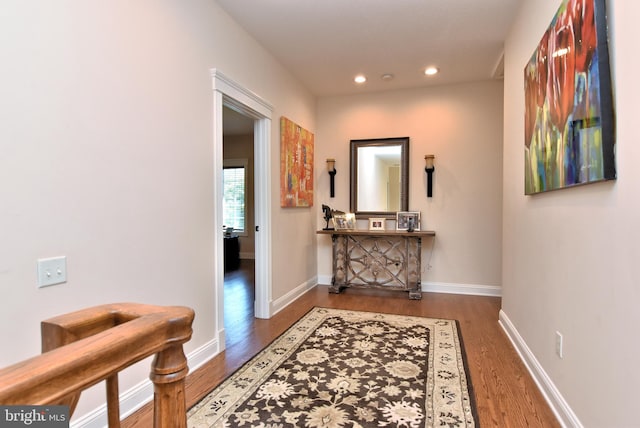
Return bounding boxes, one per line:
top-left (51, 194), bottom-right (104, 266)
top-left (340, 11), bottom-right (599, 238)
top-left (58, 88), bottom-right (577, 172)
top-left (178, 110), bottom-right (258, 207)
top-left (223, 166), bottom-right (245, 232)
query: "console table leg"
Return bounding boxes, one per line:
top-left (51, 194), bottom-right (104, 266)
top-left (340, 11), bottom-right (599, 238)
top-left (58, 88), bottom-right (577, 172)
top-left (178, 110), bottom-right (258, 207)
top-left (409, 287), bottom-right (423, 300)
top-left (408, 236), bottom-right (423, 300)
top-left (329, 234), bottom-right (347, 294)
top-left (329, 284), bottom-right (345, 294)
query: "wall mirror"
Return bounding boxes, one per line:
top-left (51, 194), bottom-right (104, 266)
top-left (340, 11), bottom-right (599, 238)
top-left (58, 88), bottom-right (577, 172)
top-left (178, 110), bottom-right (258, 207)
top-left (350, 137), bottom-right (409, 218)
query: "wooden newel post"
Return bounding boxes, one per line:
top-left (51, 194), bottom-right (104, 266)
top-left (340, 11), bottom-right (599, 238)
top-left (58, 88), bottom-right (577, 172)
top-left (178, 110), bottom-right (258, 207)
top-left (150, 344), bottom-right (189, 428)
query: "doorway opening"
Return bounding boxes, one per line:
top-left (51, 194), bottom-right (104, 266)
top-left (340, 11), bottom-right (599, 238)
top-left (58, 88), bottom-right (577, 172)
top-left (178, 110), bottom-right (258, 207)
top-left (222, 106), bottom-right (256, 348)
top-left (212, 69), bottom-right (273, 352)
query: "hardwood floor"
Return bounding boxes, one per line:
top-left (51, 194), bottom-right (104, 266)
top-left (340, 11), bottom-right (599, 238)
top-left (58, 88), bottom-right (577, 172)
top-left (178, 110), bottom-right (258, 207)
top-left (222, 259), bottom-right (256, 350)
top-left (123, 260), bottom-right (559, 427)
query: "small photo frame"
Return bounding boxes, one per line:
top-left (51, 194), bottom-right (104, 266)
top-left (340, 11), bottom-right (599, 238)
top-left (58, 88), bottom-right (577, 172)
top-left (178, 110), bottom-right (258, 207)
top-left (333, 213), bottom-right (356, 230)
top-left (396, 211), bottom-right (421, 231)
top-left (368, 217), bottom-right (386, 231)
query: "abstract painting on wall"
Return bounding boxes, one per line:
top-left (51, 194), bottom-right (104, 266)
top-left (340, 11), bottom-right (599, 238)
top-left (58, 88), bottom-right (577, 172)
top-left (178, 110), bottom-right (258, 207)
top-left (524, 0), bottom-right (615, 194)
top-left (280, 117), bottom-right (314, 207)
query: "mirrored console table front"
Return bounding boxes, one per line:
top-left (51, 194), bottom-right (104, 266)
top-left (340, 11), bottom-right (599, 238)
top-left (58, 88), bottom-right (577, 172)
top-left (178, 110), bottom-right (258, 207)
top-left (317, 229), bottom-right (435, 299)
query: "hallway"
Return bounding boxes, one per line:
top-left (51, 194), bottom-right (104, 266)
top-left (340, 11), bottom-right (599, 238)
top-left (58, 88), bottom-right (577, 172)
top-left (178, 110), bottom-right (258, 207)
top-left (124, 275), bottom-right (559, 427)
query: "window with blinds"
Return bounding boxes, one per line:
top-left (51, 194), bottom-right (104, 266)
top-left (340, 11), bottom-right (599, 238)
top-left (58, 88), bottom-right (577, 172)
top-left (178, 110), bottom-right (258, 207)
top-left (223, 164), bottom-right (246, 233)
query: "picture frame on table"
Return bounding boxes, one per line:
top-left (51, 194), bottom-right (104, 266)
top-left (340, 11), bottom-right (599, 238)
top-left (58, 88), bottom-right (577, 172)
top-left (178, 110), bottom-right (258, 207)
top-left (333, 213), bottom-right (356, 230)
top-left (396, 211), bottom-right (421, 231)
top-left (368, 217), bottom-right (386, 231)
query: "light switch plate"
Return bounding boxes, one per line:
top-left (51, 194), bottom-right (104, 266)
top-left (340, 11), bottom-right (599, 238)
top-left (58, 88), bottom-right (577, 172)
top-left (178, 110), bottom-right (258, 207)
top-left (37, 256), bottom-right (67, 288)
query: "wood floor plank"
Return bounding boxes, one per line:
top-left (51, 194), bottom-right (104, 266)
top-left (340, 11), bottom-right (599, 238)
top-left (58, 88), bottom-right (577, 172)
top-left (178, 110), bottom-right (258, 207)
top-left (122, 263), bottom-right (559, 427)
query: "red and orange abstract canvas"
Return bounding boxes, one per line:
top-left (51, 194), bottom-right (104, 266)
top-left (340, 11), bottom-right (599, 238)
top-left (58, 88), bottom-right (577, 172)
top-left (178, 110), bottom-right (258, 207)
top-left (524, 0), bottom-right (615, 194)
top-left (280, 117), bottom-right (314, 207)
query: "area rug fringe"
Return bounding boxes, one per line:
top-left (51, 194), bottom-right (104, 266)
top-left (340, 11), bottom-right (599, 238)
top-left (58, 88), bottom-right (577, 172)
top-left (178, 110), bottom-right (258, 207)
top-left (188, 307), bottom-right (477, 427)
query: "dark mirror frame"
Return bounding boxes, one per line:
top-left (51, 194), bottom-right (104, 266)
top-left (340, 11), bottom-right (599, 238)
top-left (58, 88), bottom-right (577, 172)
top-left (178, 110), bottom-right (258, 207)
top-left (350, 137), bottom-right (409, 219)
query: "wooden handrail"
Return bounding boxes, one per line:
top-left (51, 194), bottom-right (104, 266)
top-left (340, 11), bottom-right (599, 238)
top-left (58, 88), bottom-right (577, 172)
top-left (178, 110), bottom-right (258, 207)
top-left (0, 303), bottom-right (195, 428)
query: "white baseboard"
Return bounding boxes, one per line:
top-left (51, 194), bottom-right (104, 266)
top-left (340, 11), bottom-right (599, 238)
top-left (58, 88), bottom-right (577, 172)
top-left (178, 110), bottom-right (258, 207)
top-left (317, 275), bottom-right (501, 297)
top-left (70, 338), bottom-right (220, 428)
top-left (271, 276), bottom-right (318, 316)
top-left (184, 337), bottom-right (221, 373)
top-left (317, 274), bottom-right (333, 286)
top-left (422, 281), bottom-right (502, 297)
top-left (498, 310), bottom-right (582, 428)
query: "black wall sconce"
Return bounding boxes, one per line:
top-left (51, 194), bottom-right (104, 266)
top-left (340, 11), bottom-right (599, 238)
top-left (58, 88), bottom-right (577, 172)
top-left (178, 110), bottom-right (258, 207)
top-left (327, 158), bottom-right (336, 197)
top-left (424, 155), bottom-right (435, 197)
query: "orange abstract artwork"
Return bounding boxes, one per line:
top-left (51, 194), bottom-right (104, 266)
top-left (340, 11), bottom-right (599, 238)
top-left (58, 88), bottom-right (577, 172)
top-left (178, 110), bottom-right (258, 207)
top-left (280, 117), bottom-right (314, 207)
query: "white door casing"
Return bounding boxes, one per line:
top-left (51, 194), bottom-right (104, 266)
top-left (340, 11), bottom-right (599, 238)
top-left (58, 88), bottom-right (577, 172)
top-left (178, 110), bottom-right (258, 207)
top-left (211, 69), bottom-right (273, 350)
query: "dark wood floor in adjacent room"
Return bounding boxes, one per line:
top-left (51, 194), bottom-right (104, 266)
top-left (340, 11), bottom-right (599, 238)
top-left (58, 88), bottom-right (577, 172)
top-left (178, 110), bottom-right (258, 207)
top-left (123, 260), bottom-right (559, 427)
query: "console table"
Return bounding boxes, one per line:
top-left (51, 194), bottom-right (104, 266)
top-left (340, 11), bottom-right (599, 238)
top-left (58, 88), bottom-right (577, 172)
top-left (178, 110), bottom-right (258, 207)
top-left (317, 229), bottom-right (435, 299)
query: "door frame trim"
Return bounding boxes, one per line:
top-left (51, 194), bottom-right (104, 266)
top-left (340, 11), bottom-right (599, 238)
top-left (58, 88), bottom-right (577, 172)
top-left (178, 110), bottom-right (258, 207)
top-left (211, 69), bottom-right (273, 349)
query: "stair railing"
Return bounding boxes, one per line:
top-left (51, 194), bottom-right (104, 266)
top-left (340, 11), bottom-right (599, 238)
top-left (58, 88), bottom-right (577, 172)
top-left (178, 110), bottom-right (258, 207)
top-left (0, 303), bottom-right (195, 428)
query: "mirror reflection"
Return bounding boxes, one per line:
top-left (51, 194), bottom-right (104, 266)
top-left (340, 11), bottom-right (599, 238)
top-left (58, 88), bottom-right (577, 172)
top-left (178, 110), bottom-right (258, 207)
top-left (350, 137), bottom-right (409, 218)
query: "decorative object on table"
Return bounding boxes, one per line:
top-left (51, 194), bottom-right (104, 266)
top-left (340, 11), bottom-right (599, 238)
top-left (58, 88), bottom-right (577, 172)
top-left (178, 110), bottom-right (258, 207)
top-left (326, 158), bottom-right (337, 198)
top-left (396, 211), bottom-right (421, 231)
top-left (321, 204), bottom-right (334, 230)
top-left (188, 307), bottom-right (477, 428)
top-left (332, 212), bottom-right (356, 230)
top-left (524, 0), bottom-right (614, 195)
top-left (368, 217), bottom-right (386, 231)
top-left (424, 154), bottom-right (435, 197)
top-left (280, 116), bottom-right (314, 207)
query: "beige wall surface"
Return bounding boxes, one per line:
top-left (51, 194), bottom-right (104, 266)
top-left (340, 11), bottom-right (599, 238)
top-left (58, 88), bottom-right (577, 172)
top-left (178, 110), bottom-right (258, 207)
top-left (0, 0), bottom-right (316, 420)
top-left (316, 81), bottom-right (504, 289)
top-left (503, 0), bottom-right (640, 425)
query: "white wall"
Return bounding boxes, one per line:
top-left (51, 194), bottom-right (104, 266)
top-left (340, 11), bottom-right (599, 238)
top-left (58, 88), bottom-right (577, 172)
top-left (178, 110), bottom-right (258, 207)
top-left (0, 0), bottom-right (316, 422)
top-left (502, 0), bottom-right (640, 425)
top-left (316, 81), bottom-right (504, 291)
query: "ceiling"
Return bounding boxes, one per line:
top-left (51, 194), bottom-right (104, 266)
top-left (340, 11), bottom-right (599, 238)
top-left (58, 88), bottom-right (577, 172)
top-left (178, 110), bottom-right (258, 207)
top-left (223, 106), bottom-right (255, 136)
top-left (215, 0), bottom-right (523, 97)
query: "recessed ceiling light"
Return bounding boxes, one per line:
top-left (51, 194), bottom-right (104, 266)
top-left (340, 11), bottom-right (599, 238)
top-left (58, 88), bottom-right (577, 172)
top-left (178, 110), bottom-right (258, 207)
top-left (354, 75), bottom-right (367, 84)
top-left (381, 73), bottom-right (394, 81)
top-left (424, 67), bottom-right (439, 76)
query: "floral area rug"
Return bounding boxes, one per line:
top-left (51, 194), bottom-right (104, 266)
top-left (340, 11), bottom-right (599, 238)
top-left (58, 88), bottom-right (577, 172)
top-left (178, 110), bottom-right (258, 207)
top-left (188, 307), bottom-right (477, 427)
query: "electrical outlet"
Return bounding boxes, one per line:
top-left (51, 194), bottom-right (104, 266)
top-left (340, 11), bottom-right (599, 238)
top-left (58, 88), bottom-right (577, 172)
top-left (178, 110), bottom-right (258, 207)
top-left (37, 256), bottom-right (67, 288)
top-left (555, 331), bottom-right (563, 358)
